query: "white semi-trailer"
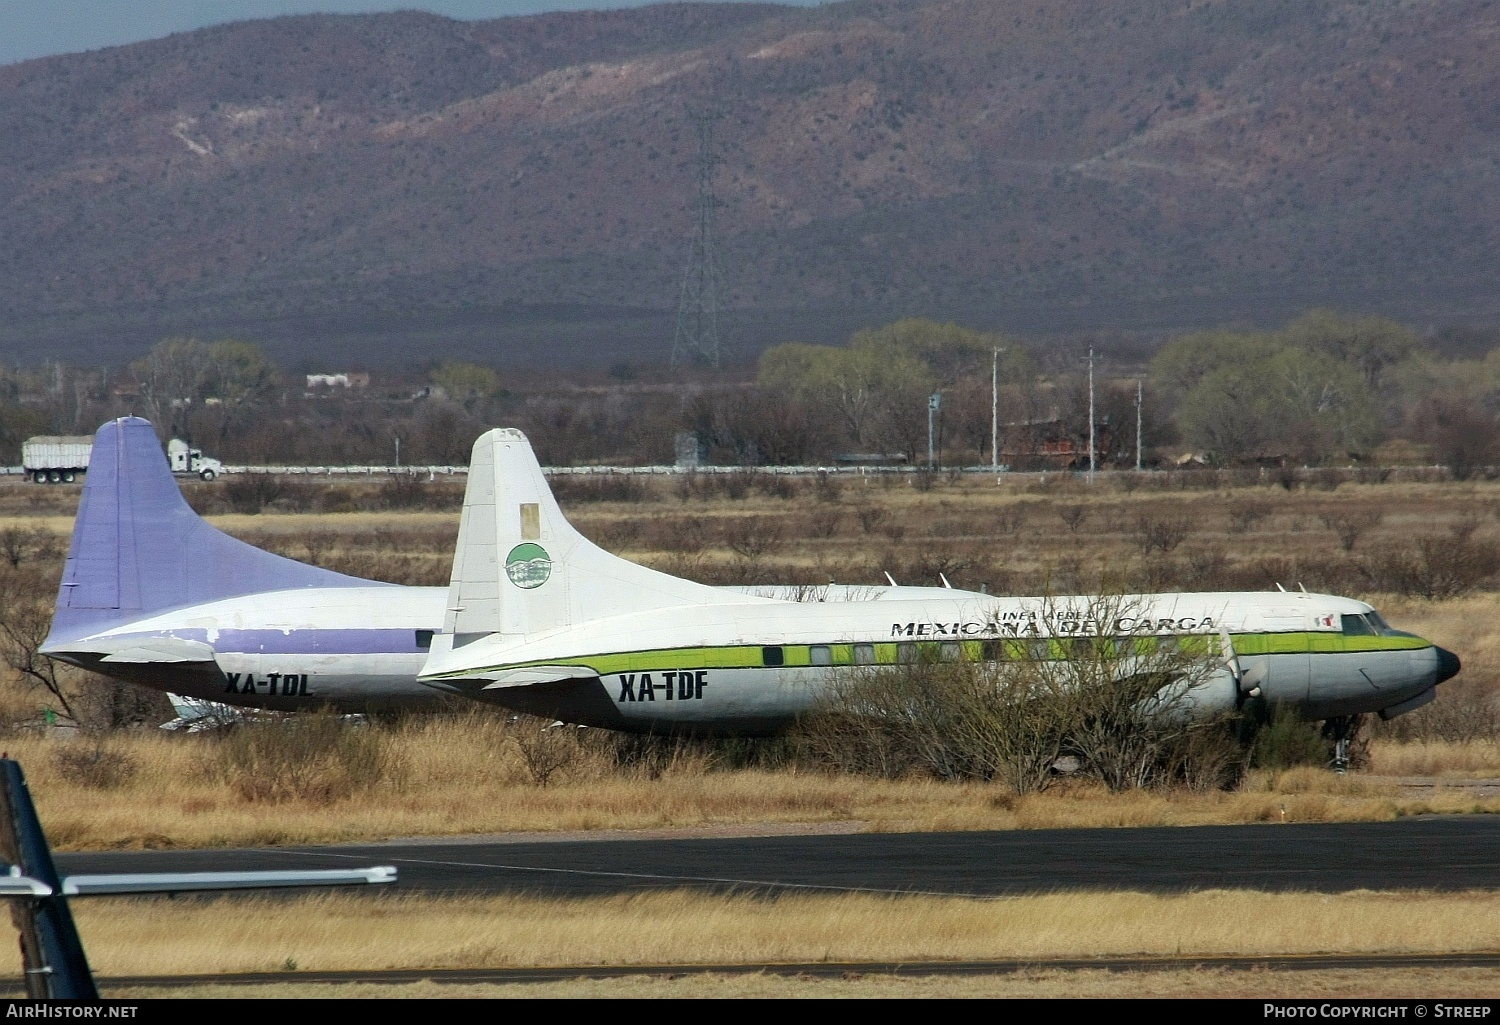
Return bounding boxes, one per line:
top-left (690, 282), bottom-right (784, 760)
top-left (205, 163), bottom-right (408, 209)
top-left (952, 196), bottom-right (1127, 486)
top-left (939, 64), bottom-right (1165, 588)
top-left (23, 436), bottom-right (224, 483)
top-left (22, 436), bottom-right (93, 483)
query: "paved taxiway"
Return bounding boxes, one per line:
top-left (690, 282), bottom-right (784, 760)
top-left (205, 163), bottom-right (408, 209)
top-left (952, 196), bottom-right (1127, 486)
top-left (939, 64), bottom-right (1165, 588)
top-left (55, 816), bottom-right (1500, 897)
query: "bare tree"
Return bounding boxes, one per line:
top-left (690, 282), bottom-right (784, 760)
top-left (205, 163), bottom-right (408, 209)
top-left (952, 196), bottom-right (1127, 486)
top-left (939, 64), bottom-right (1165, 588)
top-left (1132, 513), bottom-right (1194, 555)
top-left (1319, 510), bottom-right (1383, 552)
top-left (132, 337), bottom-right (217, 440)
top-left (0, 565), bottom-right (78, 721)
top-left (800, 593), bottom-right (1240, 795)
top-left (1059, 504), bottom-right (1089, 533)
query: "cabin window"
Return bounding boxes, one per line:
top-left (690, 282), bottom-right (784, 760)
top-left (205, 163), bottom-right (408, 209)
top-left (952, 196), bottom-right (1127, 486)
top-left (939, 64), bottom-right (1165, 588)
top-left (762, 646), bottom-right (784, 667)
top-left (940, 642), bottom-right (961, 662)
top-left (810, 645), bottom-right (832, 666)
top-left (981, 640), bottom-right (1008, 662)
top-left (1066, 637), bottom-right (1097, 660)
top-left (853, 643), bottom-right (876, 665)
top-left (897, 642), bottom-right (920, 664)
top-left (1026, 639), bottom-right (1052, 661)
top-left (1341, 614), bottom-right (1376, 637)
top-left (415, 630), bottom-right (434, 650)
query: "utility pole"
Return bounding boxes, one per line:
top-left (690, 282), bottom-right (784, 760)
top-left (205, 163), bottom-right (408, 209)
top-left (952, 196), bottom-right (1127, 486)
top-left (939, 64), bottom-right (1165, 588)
top-left (1087, 347), bottom-right (1096, 485)
top-left (1135, 378), bottom-right (1143, 472)
top-left (991, 347), bottom-right (1004, 473)
top-left (928, 393), bottom-right (941, 469)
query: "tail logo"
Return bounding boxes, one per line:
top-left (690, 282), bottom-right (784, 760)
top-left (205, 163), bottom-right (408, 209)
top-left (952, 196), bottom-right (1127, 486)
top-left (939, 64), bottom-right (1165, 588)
top-left (505, 543), bottom-right (553, 589)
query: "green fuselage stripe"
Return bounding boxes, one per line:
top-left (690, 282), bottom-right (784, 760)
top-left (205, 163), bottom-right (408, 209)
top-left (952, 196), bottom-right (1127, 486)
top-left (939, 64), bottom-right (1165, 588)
top-left (435, 631), bottom-right (1431, 679)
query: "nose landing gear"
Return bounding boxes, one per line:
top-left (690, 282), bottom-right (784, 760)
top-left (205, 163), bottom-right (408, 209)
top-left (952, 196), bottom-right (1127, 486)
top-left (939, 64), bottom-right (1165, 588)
top-left (1321, 714), bottom-right (1366, 774)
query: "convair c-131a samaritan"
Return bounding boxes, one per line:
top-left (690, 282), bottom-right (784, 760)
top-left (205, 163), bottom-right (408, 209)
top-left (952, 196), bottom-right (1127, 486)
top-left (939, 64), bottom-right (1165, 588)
top-left (43, 418), bottom-right (1460, 735)
top-left (417, 428), bottom-right (1460, 734)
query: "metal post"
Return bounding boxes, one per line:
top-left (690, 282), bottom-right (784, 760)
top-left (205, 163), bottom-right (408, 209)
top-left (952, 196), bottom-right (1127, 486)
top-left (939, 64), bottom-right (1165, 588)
top-left (928, 393), bottom-right (941, 470)
top-left (1135, 378), bottom-right (1143, 472)
top-left (991, 348), bottom-right (1001, 473)
top-left (1087, 347), bottom-right (1096, 484)
top-left (394, 437), bottom-right (401, 469)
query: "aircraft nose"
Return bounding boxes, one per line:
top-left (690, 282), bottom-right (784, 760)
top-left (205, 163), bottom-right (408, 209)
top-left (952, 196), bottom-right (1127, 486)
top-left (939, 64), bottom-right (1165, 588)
top-left (1435, 647), bottom-right (1461, 685)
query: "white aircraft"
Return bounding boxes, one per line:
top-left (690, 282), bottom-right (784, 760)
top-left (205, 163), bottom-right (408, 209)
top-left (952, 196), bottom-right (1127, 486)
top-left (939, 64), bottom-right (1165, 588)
top-left (43, 418), bottom-right (1459, 735)
top-left (39, 417), bottom-right (986, 715)
top-left (417, 428), bottom-right (1459, 734)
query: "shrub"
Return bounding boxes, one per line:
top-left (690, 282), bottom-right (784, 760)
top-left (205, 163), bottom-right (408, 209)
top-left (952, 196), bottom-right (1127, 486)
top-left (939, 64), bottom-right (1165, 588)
top-left (550, 475), bottom-right (649, 504)
top-left (509, 716), bottom-right (584, 786)
top-left (1319, 510), bottom-right (1383, 552)
top-left (1248, 702), bottom-right (1329, 771)
top-left (1131, 513), bottom-right (1194, 555)
top-left (1382, 527), bottom-right (1500, 599)
top-left (223, 474), bottom-right (286, 514)
top-left (0, 526), bottom-right (60, 569)
top-left (813, 472), bottom-right (843, 504)
top-left (318, 485), bottom-right (360, 514)
top-left (53, 741), bottom-right (138, 790)
top-left (1058, 505), bottom-right (1089, 533)
top-left (799, 595), bottom-right (1244, 794)
top-left (1372, 684), bottom-right (1500, 743)
top-left (209, 709), bottom-right (402, 804)
top-left (722, 516), bottom-right (785, 560)
top-left (1226, 500), bottom-right (1271, 534)
top-left (379, 473), bottom-right (429, 510)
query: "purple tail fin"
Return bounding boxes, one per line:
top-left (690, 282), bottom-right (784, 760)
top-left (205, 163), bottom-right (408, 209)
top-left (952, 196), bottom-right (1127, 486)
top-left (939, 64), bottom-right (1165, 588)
top-left (46, 418), bottom-right (384, 644)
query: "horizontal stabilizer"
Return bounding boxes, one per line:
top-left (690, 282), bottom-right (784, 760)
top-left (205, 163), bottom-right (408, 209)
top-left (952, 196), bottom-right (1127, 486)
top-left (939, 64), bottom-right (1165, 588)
top-left (0, 872), bottom-right (55, 897)
top-left (100, 638), bottom-right (217, 664)
top-left (61, 866), bottom-right (397, 896)
top-left (479, 665), bottom-right (602, 689)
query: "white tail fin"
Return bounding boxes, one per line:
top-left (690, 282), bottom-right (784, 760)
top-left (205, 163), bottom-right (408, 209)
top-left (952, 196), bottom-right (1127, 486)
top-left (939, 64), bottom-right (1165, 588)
top-left (443, 429), bottom-right (751, 642)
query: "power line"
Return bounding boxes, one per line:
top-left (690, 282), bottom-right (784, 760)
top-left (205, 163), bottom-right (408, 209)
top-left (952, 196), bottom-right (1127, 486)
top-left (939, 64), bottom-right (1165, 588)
top-left (670, 110), bottom-right (729, 368)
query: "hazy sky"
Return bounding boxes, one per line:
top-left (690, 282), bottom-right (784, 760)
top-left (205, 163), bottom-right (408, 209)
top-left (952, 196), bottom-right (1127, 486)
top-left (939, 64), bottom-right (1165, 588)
top-left (0, 1), bottom-right (815, 66)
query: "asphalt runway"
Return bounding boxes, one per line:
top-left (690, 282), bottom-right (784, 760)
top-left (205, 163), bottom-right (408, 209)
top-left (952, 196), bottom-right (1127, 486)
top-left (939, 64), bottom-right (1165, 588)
top-left (53, 816), bottom-right (1500, 897)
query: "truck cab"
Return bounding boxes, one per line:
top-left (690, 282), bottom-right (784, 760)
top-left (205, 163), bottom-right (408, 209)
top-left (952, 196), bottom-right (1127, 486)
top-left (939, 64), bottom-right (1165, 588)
top-left (166, 438), bottom-right (224, 481)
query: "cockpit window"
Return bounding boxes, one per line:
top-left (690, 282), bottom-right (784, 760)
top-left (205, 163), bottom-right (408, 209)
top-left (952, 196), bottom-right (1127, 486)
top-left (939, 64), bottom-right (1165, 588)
top-left (1362, 610), bottom-right (1416, 638)
top-left (1341, 614), bottom-right (1376, 636)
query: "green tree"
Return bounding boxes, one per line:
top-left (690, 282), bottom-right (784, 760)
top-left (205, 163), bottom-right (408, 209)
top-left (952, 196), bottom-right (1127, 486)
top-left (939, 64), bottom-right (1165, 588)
top-left (1270, 346), bottom-right (1381, 458)
top-left (207, 340), bottom-right (279, 403)
top-left (1176, 347), bottom-right (1380, 463)
top-left (1176, 361), bottom-right (1287, 463)
top-left (1150, 329), bottom-right (1281, 402)
top-left (759, 320), bottom-right (1033, 458)
top-left (431, 361), bottom-right (500, 412)
top-left (848, 318), bottom-right (1033, 387)
top-left (759, 340), bottom-right (928, 448)
top-left (1279, 310), bottom-right (1421, 395)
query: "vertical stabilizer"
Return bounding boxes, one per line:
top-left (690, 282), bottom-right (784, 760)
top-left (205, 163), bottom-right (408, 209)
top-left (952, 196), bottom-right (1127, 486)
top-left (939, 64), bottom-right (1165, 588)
top-left (444, 428), bottom-right (753, 642)
top-left (46, 417), bottom-right (383, 645)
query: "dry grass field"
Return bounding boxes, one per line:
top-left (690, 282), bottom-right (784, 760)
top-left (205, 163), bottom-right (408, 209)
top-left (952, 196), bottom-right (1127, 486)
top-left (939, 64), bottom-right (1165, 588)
top-left (103, 967), bottom-right (1500, 999)
top-left (72, 888), bottom-right (1500, 976)
top-left (0, 472), bottom-right (1495, 849)
top-left (53, 818), bottom-right (1500, 998)
top-left (18, 726), bottom-right (1500, 851)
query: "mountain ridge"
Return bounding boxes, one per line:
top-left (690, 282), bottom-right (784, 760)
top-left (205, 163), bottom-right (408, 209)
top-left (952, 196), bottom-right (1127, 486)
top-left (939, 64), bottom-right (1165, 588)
top-left (1, 0), bottom-right (1496, 366)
